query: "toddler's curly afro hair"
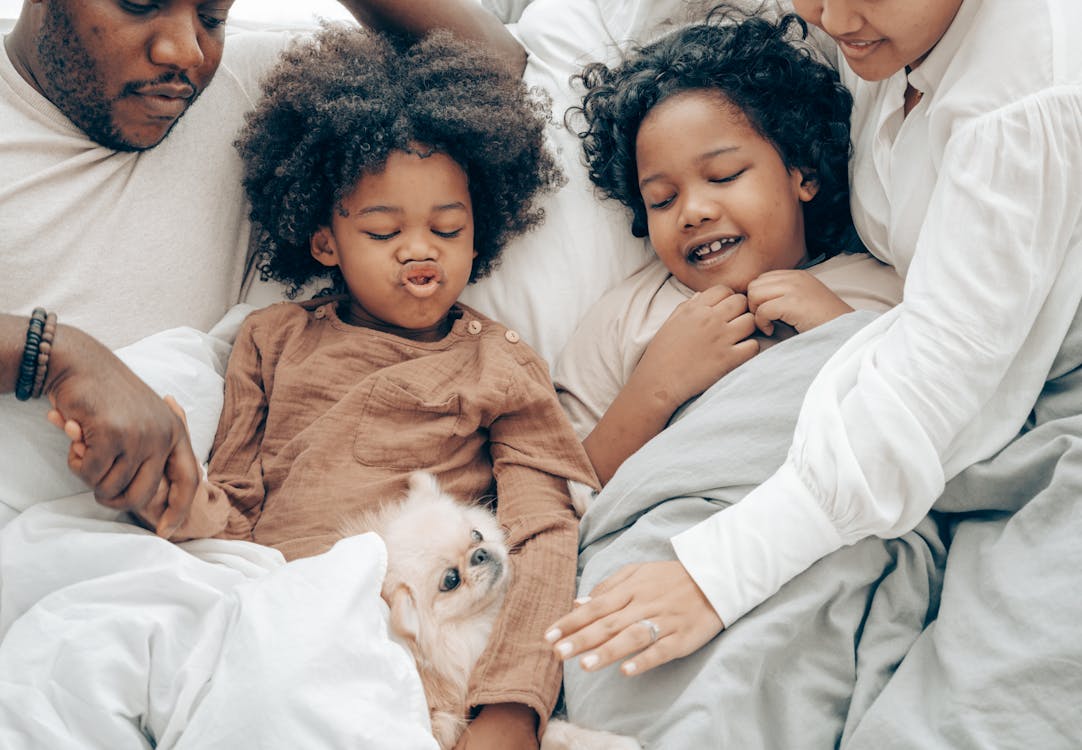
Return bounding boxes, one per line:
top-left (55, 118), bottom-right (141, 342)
top-left (236, 26), bottom-right (561, 296)
top-left (571, 6), bottom-right (856, 258)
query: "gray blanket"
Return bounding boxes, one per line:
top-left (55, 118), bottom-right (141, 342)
top-left (565, 309), bottom-right (1082, 749)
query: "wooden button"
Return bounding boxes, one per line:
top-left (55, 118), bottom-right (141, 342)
top-left (504, 330), bottom-right (520, 343)
top-left (314, 306), bottom-right (327, 319)
top-left (467, 320), bottom-right (483, 335)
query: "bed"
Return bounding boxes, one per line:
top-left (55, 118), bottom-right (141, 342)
top-left (3, 1), bottom-right (1081, 748)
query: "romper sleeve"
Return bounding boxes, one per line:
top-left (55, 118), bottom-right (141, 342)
top-left (200, 313), bottom-right (274, 541)
top-left (674, 89), bottom-right (1082, 627)
top-left (466, 347), bottom-right (598, 734)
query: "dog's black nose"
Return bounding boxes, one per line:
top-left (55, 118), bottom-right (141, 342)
top-left (470, 547), bottom-right (489, 566)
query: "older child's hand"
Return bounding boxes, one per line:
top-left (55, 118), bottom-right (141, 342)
top-left (638, 284), bottom-right (759, 407)
top-left (454, 703), bottom-right (539, 750)
top-left (544, 561), bottom-right (724, 677)
top-left (746, 269), bottom-right (854, 336)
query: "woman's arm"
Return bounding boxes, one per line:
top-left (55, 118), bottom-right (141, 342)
top-left (676, 90), bottom-right (1082, 629)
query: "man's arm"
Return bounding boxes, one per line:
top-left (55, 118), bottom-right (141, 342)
top-left (340, 0), bottom-right (526, 75)
top-left (1, 312), bottom-right (199, 532)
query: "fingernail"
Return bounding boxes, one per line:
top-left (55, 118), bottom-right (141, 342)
top-left (581, 653), bottom-right (599, 670)
top-left (574, 596), bottom-right (591, 605)
top-left (556, 641), bottom-right (572, 658)
top-left (544, 628), bottom-right (561, 643)
top-left (622, 661), bottom-right (638, 675)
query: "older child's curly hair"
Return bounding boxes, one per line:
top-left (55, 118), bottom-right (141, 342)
top-left (236, 26), bottom-right (561, 296)
top-left (571, 7), bottom-right (856, 258)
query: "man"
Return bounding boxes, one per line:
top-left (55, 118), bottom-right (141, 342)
top-left (1, 0), bottom-right (510, 526)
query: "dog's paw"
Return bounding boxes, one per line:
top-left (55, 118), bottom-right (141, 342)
top-left (541, 718), bottom-right (641, 750)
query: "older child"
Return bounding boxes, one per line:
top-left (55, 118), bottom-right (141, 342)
top-left (123, 26), bottom-right (595, 749)
top-left (553, 10), bottom-right (900, 485)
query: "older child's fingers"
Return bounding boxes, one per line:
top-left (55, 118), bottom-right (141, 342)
top-left (730, 312), bottom-right (758, 342)
top-left (692, 284), bottom-right (735, 306)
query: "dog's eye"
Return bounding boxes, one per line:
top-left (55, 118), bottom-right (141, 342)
top-left (439, 568), bottom-right (461, 592)
top-left (470, 529), bottom-right (483, 542)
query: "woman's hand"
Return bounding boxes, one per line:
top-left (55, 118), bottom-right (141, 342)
top-left (544, 561), bottom-right (724, 676)
top-left (746, 269), bottom-right (854, 336)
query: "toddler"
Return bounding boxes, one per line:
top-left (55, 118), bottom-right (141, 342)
top-left (120, 26), bottom-right (594, 748)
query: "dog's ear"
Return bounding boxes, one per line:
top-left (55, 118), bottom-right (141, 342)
top-left (387, 584), bottom-right (421, 643)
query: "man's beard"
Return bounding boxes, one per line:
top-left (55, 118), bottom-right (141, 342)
top-left (36, 3), bottom-right (199, 152)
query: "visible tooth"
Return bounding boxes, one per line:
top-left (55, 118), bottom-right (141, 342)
top-left (710, 240), bottom-right (722, 251)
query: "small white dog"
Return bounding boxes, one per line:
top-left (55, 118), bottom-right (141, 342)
top-left (344, 472), bottom-right (639, 750)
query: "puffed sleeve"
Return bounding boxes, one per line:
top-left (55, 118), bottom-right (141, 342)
top-left (673, 88), bottom-right (1082, 627)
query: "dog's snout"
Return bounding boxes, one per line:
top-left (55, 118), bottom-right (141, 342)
top-left (470, 547), bottom-right (490, 566)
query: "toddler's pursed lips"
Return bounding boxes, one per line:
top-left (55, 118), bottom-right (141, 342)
top-left (399, 261), bottom-right (444, 298)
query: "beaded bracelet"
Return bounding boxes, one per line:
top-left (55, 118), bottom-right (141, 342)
top-left (30, 312), bottom-right (58, 400)
top-left (15, 308), bottom-right (48, 401)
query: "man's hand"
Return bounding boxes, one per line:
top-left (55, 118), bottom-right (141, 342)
top-left (544, 561), bottom-right (724, 677)
top-left (746, 269), bottom-right (854, 336)
top-left (42, 326), bottom-right (199, 535)
top-left (636, 284), bottom-right (759, 408)
top-left (453, 703), bottom-right (539, 750)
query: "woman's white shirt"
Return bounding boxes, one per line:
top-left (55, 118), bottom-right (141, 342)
top-left (674, 0), bottom-right (1082, 627)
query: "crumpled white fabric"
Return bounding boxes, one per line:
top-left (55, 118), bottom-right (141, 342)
top-left (0, 496), bottom-right (436, 750)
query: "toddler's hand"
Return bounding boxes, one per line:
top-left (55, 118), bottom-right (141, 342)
top-left (637, 284), bottom-right (758, 406)
top-left (747, 269), bottom-right (854, 336)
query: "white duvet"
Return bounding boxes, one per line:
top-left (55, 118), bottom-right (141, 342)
top-left (0, 312), bottom-right (437, 749)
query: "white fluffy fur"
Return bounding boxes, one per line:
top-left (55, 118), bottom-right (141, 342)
top-left (342, 472), bottom-right (640, 750)
top-left (341, 472), bottom-right (509, 749)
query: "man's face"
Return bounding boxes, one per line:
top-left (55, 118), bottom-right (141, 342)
top-left (34, 0), bottom-right (232, 151)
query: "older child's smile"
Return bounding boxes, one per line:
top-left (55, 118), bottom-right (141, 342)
top-left (688, 236), bottom-right (743, 268)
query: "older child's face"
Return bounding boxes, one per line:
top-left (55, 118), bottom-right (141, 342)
top-left (793, 0), bottom-right (964, 81)
top-left (635, 89), bottom-right (816, 294)
top-left (311, 149), bottom-right (476, 336)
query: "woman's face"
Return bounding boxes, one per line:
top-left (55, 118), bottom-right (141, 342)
top-left (793, 0), bottom-right (964, 81)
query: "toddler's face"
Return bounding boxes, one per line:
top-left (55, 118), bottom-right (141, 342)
top-left (311, 148), bottom-right (476, 337)
top-left (635, 89), bottom-right (816, 294)
top-left (793, 0), bottom-right (963, 81)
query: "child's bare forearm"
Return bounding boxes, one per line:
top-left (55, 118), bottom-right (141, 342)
top-left (583, 369), bottom-right (685, 486)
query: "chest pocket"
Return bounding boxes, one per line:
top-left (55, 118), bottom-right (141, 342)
top-left (353, 376), bottom-right (464, 469)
